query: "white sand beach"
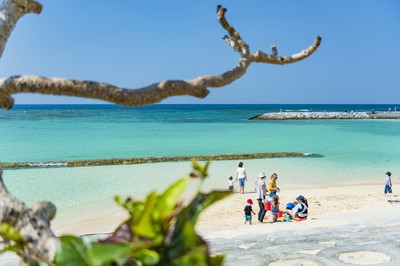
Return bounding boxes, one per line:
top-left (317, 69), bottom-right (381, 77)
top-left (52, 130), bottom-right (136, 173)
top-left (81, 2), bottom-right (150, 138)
top-left (54, 180), bottom-right (400, 236)
top-left (2, 178), bottom-right (400, 265)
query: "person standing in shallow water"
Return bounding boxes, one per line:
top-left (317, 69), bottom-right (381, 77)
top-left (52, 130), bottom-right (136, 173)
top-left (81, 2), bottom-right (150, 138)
top-left (236, 162), bottom-right (247, 194)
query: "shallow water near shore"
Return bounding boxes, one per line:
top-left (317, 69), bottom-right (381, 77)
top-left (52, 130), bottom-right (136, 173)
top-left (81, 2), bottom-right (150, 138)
top-left (1, 104), bottom-right (400, 231)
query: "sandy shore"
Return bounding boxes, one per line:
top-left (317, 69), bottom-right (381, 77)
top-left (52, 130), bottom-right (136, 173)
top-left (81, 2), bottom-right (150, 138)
top-left (3, 180), bottom-right (400, 265)
top-left (54, 180), bottom-right (400, 236)
top-left (197, 181), bottom-right (400, 230)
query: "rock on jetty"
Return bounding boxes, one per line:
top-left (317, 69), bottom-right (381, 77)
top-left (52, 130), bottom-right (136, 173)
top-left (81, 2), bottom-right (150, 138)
top-left (250, 111), bottom-right (400, 120)
top-left (2, 152), bottom-right (320, 169)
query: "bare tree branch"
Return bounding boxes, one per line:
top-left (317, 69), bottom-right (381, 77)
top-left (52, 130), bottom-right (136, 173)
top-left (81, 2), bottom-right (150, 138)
top-left (0, 0), bottom-right (42, 58)
top-left (0, 3), bottom-right (321, 110)
top-left (0, 2), bottom-right (322, 263)
top-left (251, 36), bottom-right (322, 65)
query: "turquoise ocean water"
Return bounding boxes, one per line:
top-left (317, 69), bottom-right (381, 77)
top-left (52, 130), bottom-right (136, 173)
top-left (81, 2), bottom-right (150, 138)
top-left (1, 104), bottom-right (400, 231)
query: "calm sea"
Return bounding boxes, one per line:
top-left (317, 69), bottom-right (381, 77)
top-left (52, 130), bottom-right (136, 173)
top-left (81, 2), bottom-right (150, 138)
top-left (1, 104), bottom-right (399, 231)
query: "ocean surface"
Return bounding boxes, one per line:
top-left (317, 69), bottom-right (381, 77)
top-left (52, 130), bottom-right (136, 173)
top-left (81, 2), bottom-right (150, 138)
top-left (1, 104), bottom-right (400, 231)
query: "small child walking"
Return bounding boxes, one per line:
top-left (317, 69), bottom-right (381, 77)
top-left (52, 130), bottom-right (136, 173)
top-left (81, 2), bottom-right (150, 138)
top-left (271, 195), bottom-right (280, 222)
top-left (228, 176), bottom-right (234, 192)
top-left (384, 171), bottom-right (393, 196)
top-left (244, 199), bottom-right (255, 224)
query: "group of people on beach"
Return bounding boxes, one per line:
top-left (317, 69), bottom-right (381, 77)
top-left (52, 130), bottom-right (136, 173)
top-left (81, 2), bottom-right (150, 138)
top-left (229, 162), bottom-right (309, 224)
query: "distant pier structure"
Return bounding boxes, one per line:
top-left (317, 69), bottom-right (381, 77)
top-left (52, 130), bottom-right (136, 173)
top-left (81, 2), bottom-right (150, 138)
top-left (250, 111), bottom-right (400, 120)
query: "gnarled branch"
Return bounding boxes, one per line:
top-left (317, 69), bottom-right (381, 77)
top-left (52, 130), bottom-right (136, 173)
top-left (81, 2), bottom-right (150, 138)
top-left (0, 2), bottom-right (322, 263)
top-left (0, 4), bottom-right (321, 110)
top-left (0, 0), bottom-right (42, 58)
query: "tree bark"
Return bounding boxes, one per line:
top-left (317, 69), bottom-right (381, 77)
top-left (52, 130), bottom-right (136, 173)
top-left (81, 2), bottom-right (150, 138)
top-left (0, 165), bottom-right (57, 263)
top-left (0, 4), bottom-right (321, 110)
top-left (0, 1), bottom-right (321, 263)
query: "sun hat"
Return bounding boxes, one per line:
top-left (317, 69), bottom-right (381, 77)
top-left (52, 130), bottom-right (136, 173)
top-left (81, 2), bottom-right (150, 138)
top-left (296, 195), bottom-right (305, 201)
top-left (257, 172), bottom-right (266, 178)
top-left (385, 172), bottom-right (391, 176)
top-left (247, 199), bottom-right (253, 204)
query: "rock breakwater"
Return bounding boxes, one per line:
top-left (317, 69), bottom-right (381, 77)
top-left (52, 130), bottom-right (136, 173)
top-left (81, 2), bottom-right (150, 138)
top-left (250, 111), bottom-right (400, 120)
top-left (2, 152), bottom-right (320, 169)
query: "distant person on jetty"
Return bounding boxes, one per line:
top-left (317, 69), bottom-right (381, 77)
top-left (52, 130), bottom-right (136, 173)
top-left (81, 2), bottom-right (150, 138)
top-left (288, 195), bottom-right (308, 221)
top-left (268, 173), bottom-right (280, 197)
top-left (384, 172), bottom-right (393, 196)
top-left (236, 162), bottom-right (248, 194)
top-left (255, 172), bottom-right (267, 223)
top-left (228, 176), bottom-right (234, 192)
top-left (244, 199), bottom-right (255, 225)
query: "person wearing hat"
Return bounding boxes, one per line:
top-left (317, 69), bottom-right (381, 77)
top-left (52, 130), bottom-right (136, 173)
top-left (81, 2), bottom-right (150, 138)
top-left (243, 199), bottom-right (256, 224)
top-left (384, 172), bottom-right (393, 196)
top-left (288, 195), bottom-right (308, 221)
top-left (255, 172), bottom-right (267, 223)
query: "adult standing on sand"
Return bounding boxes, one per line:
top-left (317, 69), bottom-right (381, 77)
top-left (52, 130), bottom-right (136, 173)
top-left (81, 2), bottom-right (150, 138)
top-left (384, 171), bottom-right (393, 196)
top-left (236, 162), bottom-right (247, 194)
top-left (268, 173), bottom-right (280, 197)
top-left (256, 172), bottom-right (267, 223)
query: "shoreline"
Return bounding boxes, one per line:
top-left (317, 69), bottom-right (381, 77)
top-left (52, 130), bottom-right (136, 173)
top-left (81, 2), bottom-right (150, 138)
top-left (52, 180), bottom-right (399, 236)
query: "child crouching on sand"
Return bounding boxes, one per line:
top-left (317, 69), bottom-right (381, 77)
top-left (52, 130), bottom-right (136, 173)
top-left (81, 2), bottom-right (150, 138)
top-left (244, 199), bottom-right (255, 224)
top-left (271, 195), bottom-right (280, 222)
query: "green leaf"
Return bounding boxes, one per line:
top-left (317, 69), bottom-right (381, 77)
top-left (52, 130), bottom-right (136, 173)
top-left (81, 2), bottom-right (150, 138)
top-left (187, 190), bottom-right (231, 223)
top-left (192, 160), bottom-right (203, 174)
top-left (114, 196), bottom-right (145, 222)
top-left (168, 190), bottom-right (230, 262)
top-left (136, 249), bottom-right (160, 265)
top-left (156, 177), bottom-right (190, 220)
top-left (191, 160), bottom-right (210, 179)
top-left (172, 245), bottom-right (209, 266)
top-left (90, 243), bottom-right (131, 265)
top-left (55, 235), bottom-right (93, 266)
top-left (0, 223), bottom-right (24, 244)
top-left (168, 219), bottom-right (205, 261)
top-left (209, 254), bottom-right (225, 266)
top-left (131, 192), bottom-right (159, 238)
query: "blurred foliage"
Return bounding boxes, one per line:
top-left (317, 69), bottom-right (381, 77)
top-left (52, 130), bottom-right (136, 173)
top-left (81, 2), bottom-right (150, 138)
top-left (52, 160), bottom-right (229, 266)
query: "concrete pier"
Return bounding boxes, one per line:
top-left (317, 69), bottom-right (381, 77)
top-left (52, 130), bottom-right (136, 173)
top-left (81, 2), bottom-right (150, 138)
top-left (250, 111), bottom-right (400, 120)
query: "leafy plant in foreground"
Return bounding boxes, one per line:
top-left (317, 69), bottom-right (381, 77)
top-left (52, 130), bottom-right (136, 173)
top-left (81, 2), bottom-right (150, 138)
top-left (53, 160), bottom-right (230, 266)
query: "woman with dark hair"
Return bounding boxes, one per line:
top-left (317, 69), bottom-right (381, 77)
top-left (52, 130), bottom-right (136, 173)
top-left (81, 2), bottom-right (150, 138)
top-left (236, 162), bottom-right (247, 194)
top-left (289, 195), bottom-right (308, 221)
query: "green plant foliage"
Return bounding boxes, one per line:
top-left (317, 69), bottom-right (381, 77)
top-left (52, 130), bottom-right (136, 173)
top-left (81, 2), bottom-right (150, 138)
top-left (55, 236), bottom-right (94, 266)
top-left (2, 161), bottom-right (228, 265)
top-left (0, 223), bottom-right (24, 254)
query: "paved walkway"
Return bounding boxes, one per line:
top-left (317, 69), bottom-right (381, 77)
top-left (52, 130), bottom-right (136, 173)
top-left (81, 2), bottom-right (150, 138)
top-left (202, 207), bottom-right (400, 265)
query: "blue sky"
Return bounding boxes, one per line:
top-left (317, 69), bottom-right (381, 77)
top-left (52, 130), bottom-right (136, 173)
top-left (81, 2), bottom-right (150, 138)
top-left (1, 1), bottom-right (400, 104)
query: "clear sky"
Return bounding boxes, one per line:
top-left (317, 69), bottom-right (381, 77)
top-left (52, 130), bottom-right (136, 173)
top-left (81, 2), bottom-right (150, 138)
top-left (1, 1), bottom-right (400, 104)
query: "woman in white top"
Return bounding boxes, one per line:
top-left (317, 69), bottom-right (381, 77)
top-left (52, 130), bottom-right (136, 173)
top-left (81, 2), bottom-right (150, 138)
top-left (256, 172), bottom-right (267, 223)
top-left (236, 162), bottom-right (247, 194)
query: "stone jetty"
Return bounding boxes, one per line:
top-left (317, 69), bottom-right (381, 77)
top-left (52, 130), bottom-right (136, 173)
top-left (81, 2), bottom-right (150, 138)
top-left (2, 152), bottom-right (320, 169)
top-left (250, 111), bottom-right (400, 120)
